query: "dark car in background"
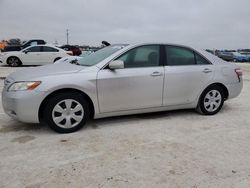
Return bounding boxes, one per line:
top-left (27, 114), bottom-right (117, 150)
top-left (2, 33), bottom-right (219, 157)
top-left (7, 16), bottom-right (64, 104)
top-left (2, 39), bottom-right (46, 52)
top-left (216, 51), bottom-right (234, 61)
top-left (59, 45), bottom-right (82, 56)
top-left (232, 52), bottom-right (249, 62)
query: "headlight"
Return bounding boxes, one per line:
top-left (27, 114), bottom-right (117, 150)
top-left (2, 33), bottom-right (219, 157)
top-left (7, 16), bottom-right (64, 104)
top-left (8, 81), bottom-right (41, 91)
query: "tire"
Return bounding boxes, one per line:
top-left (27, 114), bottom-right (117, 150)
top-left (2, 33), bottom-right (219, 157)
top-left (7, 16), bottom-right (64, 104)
top-left (54, 57), bottom-right (61, 62)
top-left (197, 85), bottom-right (224, 115)
top-left (43, 92), bottom-right (90, 133)
top-left (7, 56), bottom-right (22, 67)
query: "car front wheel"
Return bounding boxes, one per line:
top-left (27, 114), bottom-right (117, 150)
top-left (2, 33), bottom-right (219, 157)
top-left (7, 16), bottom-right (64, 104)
top-left (197, 85), bottom-right (224, 115)
top-left (7, 57), bottom-right (22, 67)
top-left (43, 92), bottom-right (90, 133)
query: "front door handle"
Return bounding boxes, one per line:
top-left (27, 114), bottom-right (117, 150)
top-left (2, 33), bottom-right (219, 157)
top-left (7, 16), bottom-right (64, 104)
top-left (203, 68), bottom-right (212, 73)
top-left (151, 72), bottom-right (163, 77)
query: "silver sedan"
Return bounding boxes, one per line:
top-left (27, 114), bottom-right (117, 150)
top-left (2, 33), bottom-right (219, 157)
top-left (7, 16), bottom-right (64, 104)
top-left (2, 43), bottom-right (243, 133)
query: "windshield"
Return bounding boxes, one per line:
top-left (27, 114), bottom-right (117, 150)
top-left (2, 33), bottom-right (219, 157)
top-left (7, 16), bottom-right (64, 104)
top-left (76, 45), bottom-right (127, 66)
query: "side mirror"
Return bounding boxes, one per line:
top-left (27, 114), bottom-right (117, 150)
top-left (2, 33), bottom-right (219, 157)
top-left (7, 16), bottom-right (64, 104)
top-left (23, 50), bottom-right (29, 54)
top-left (109, 60), bottom-right (124, 70)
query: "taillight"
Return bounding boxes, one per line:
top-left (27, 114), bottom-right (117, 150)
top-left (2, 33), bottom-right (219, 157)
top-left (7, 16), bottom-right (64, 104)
top-left (235, 68), bottom-right (242, 82)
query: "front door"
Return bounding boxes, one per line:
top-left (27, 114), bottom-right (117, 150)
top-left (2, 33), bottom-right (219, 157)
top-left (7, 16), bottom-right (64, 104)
top-left (21, 46), bottom-right (42, 65)
top-left (97, 45), bottom-right (164, 113)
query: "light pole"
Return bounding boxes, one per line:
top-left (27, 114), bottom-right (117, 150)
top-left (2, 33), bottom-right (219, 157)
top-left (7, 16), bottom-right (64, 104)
top-left (66, 29), bottom-right (69, 45)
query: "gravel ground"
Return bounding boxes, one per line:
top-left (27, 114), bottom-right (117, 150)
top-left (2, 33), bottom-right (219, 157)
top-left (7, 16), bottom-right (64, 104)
top-left (0, 63), bottom-right (250, 188)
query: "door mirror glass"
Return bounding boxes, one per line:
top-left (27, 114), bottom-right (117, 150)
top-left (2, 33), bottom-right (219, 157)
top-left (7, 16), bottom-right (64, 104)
top-left (109, 60), bottom-right (124, 69)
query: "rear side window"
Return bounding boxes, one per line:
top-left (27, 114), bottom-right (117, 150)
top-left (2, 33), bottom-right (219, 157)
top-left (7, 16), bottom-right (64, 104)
top-left (42, 46), bottom-right (59, 52)
top-left (166, 46), bottom-right (195, 66)
top-left (195, 53), bottom-right (211, 65)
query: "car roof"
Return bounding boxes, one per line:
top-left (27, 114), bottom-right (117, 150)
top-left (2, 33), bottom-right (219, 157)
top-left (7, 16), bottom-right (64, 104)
top-left (27, 44), bottom-right (57, 47)
top-left (24, 44), bottom-right (61, 49)
top-left (126, 42), bottom-right (192, 48)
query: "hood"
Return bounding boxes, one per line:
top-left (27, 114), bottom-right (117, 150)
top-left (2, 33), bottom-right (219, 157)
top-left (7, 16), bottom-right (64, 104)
top-left (7, 61), bottom-right (86, 81)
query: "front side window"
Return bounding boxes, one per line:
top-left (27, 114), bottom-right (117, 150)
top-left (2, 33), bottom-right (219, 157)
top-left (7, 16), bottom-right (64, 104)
top-left (117, 45), bottom-right (160, 68)
top-left (166, 46), bottom-right (195, 66)
top-left (25, 46), bottom-right (41, 52)
top-left (42, 46), bottom-right (58, 52)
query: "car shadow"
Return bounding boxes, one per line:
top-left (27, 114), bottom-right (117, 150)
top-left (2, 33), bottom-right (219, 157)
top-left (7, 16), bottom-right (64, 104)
top-left (87, 109), bottom-right (196, 130)
top-left (0, 106), bottom-right (232, 133)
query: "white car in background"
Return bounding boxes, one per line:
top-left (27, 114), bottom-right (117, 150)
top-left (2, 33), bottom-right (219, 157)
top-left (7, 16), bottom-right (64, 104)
top-left (0, 45), bottom-right (71, 67)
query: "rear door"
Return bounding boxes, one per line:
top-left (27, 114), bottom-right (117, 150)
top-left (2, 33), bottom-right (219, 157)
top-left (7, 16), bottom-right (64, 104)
top-left (163, 45), bottom-right (214, 106)
top-left (41, 46), bottom-right (60, 64)
top-left (97, 45), bottom-right (164, 113)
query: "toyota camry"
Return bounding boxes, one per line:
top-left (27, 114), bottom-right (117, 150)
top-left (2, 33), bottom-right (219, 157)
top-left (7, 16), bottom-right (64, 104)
top-left (2, 43), bottom-right (243, 133)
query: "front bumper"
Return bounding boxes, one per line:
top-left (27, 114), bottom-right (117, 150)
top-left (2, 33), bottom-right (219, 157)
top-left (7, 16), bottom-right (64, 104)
top-left (2, 89), bottom-right (46, 123)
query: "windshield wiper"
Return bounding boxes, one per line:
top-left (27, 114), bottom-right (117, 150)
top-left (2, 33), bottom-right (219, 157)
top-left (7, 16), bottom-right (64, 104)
top-left (70, 59), bottom-right (80, 65)
top-left (70, 59), bottom-right (91, 66)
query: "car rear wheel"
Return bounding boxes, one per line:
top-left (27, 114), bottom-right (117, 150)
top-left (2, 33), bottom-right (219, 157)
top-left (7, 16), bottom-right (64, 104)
top-left (7, 57), bottom-right (22, 67)
top-left (43, 92), bottom-right (90, 133)
top-left (197, 85), bottom-right (224, 115)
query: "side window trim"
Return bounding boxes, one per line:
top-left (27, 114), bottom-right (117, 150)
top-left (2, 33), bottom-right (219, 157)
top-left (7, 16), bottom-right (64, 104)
top-left (159, 45), bottom-right (165, 67)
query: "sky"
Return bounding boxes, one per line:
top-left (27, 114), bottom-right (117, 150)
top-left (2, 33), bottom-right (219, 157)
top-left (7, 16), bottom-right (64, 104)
top-left (0, 0), bottom-right (250, 49)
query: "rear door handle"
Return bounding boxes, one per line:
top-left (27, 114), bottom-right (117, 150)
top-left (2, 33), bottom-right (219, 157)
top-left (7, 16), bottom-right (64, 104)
top-left (151, 72), bottom-right (163, 77)
top-left (203, 68), bottom-right (212, 73)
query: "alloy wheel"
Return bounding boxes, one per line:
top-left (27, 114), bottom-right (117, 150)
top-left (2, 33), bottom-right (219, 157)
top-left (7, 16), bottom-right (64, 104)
top-left (203, 90), bottom-right (222, 112)
top-left (8, 57), bottom-right (20, 67)
top-left (52, 99), bottom-right (84, 129)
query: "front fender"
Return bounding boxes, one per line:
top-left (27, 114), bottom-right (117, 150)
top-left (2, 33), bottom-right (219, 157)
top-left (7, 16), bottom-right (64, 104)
top-left (36, 72), bottom-right (99, 114)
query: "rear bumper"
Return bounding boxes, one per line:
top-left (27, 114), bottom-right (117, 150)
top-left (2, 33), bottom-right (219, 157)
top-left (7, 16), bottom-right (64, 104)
top-left (2, 89), bottom-right (45, 123)
top-left (226, 81), bottom-right (243, 99)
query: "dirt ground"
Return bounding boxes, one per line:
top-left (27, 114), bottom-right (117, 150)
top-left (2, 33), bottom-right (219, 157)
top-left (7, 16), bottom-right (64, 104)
top-left (0, 64), bottom-right (250, 188)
